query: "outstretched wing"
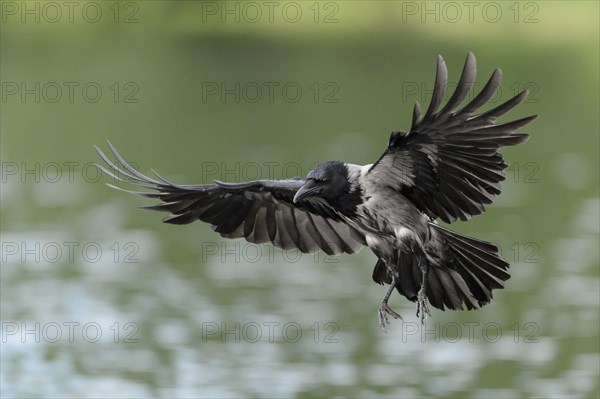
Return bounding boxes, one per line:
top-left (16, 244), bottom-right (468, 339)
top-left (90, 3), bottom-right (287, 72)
top-left (95, 143), bottom-right (365, 255)
top-left (368, 52), bottom-right (537, 223)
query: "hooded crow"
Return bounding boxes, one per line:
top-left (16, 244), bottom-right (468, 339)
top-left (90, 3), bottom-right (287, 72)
top-left (96, 52), bottom-right (536, 330)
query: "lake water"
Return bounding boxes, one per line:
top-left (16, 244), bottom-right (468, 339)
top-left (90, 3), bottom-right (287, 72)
top-left (1, 2), bottom-right (598, 398)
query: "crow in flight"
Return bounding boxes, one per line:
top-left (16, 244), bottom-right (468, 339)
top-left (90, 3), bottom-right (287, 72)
top-left (96, 52), bottom-right (536, 330)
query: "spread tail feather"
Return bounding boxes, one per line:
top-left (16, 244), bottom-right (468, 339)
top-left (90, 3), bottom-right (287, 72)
top-left (425, 223), bottom-right (510, 311)
top-left (373, 223), bottom-right (510, 312)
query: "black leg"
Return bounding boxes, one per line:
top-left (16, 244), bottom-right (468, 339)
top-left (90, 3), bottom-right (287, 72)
top-left (377, 274), bottom-right (403, 332)
top-left (416, 262), bottom-right (431, 324)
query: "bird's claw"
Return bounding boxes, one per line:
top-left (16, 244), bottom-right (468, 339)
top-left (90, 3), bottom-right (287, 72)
top-left (416, 289), bottom-right (431, 325)
top-left (378, 302), bottom-right (403, 332)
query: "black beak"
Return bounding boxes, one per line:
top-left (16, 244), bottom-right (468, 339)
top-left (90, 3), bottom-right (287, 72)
top-left (293, 180), bottom-right (319, 203)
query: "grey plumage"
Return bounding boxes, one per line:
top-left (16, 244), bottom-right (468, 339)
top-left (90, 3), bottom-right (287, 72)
top-left (96, 52), bottom-right (536, 329)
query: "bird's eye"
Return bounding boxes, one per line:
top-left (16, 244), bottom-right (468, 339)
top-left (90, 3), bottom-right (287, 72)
top-left (321, 177), bottom-right (329, 183)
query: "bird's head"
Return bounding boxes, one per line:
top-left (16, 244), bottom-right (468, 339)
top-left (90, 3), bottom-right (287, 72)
top-left (293, 161), bottom-right (349, 203)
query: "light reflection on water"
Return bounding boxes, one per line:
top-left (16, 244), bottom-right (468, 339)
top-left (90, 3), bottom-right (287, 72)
top-left (1, 175), bottom-right (598, 397)
top-left (3, 5), bottom-right (599, 393)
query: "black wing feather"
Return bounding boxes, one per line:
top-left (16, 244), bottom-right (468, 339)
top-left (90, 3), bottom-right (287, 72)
top-left (95, 143), bottom-right (365, 255)
top-left (368, 52), bottom-right (537, 223)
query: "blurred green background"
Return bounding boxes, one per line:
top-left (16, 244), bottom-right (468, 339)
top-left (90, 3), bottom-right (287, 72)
top-left (1, 1), bottom-right (598, 398)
